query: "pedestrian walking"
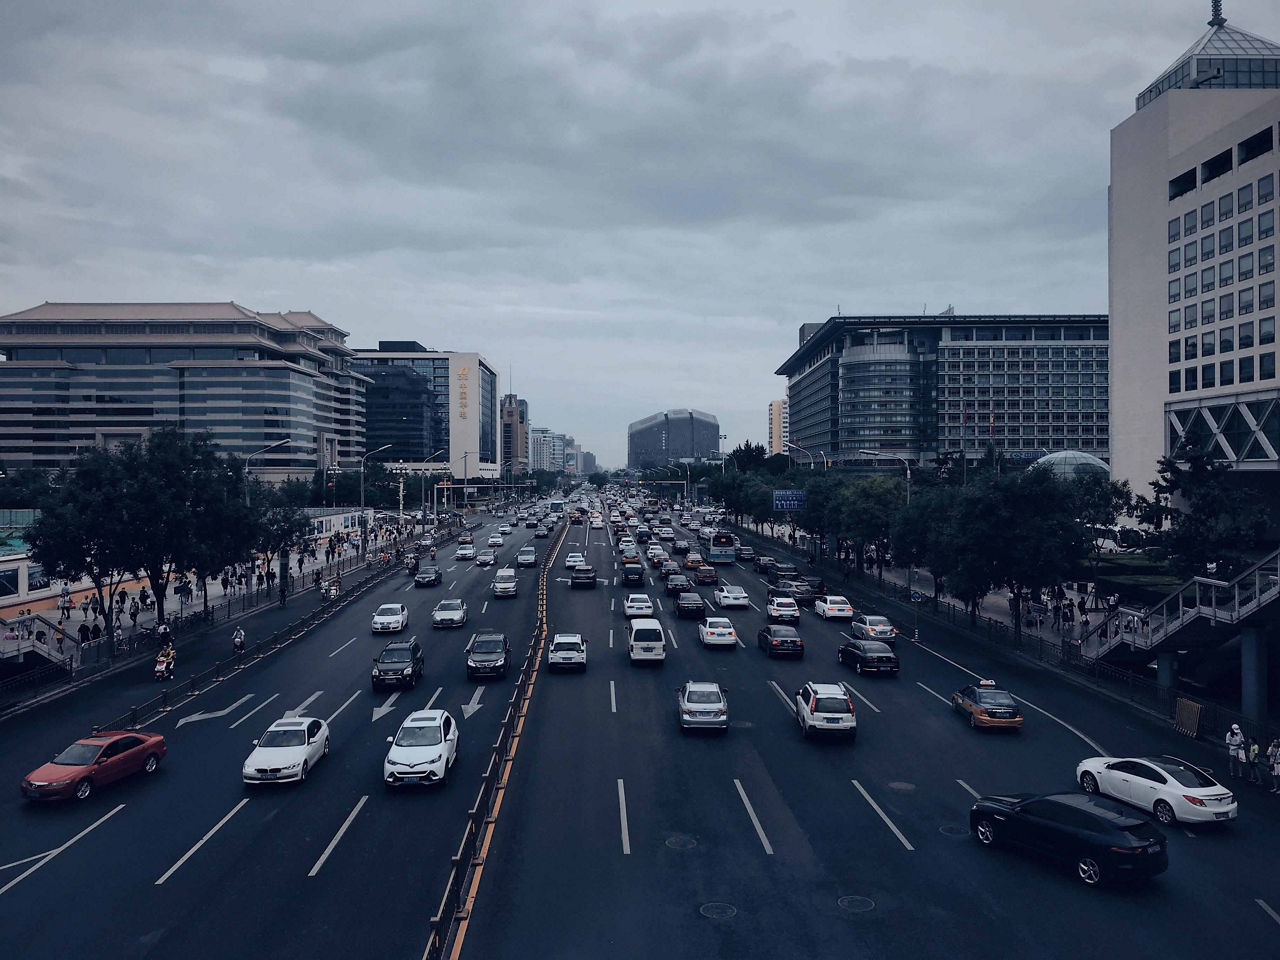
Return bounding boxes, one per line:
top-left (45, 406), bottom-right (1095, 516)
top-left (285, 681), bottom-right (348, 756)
top-left (80, 596), bottom-right (90, 620)
top-left (297, 554), bottom-right (304, 575)
top-left (129, 599), bottom-right (139, 627)
top-left (90, 622), bottom-right (102, 642)
top-left (1268, 739), bottom-right (1280, 793)
top-left (89, 594), bottom-right (100, 621)
top-left (1077, 596), bottom-right (1087, 620)
top-left (237, 573), bottom-right (246, 593)
top-left (256, 571), bottom-right (265, 590)
top-left (221, 575), bottom-right (230, 595)
top-left (1226, 724), bottom-right (1246, 778)
top-left (1247, 738), bottom-right (1262, 784)
top-left (78, 621), bottom-right (91, 646)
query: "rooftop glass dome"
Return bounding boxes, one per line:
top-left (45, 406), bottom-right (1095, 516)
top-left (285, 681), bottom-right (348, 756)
top-left (1030, 450), bottom-right (1110, 480)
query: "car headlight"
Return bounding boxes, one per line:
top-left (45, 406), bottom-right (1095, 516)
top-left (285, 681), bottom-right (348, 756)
top-left (402, 666), bottom-right (413, 675)
top-left (282, 761), bottom-right (302, 771)
top-left (372, 667), bottom-right (379, 676)
top-left (428, 754), bottom-right (442, 765)
top-left (467, 659), bottom-right (480, 667)
top-left (49, 779), bottom-right (72, 788)
top-left (386, 758), bottom-right (402, 767)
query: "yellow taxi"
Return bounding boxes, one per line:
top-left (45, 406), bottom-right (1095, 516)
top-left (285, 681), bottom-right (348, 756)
top-left (951, 679), bottom-right (1023, 730)
top-left (683, 553), bottom-right (704, 570)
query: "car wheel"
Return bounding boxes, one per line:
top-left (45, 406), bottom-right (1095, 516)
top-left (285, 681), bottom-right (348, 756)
top-left (74, 778), bottom-right (93, 800)
top-left (855, 661), bottom-right (863, 675)
top-left (1080, 772), bottom-right (1099, 793)
top-left (975, 818), bottom-right (996, 845)
top-left (143, 753), bottom-right (160, 774)
top-left (300, 761), bottom-right (308, 782)
top-left (1154, 800), bottom-right (1177, 825)
top-left (1076, 856), bottom-right (1103, 885)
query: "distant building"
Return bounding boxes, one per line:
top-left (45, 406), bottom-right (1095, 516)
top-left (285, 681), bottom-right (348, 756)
top-left (500, 394), bottom-right (529, 475)
top-left (564, 435), bottom-right (578, 474)
top-left (351, 341), bottom-right (499, 479)
top-left (0, 301), bottom-right (366, 480)
top-left (580, 450), bottom-right (598, 474)
top-left (529, 427), bottom-right (551, 472)
top-left (626, 409), bottom-right (720, 469)
top-left (768, 398), bottom-right (789, 456)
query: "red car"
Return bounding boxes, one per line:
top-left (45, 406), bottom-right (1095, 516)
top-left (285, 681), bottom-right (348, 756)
top-left (22, 731), bottom-right (166, 800)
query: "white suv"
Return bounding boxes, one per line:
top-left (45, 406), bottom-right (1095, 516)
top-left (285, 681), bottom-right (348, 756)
top-left (627, 618), bottom-right (666, 664)
top-left (794, 682), bottom-right (857, 739)
top-left (492, 567), bottom-right (518, 598)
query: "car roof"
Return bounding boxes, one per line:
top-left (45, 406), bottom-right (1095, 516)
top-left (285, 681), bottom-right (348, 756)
top-left (382, 639), bottom-right (417, 649)
top-left (403, 709), bottom-right (445, 726)
top-left (684, 681), bottom-right (722, 692)
top-left (1043, 792), bottom-right (1146, 825)
top-left (553, 633), bottom-right (583, 641)
top-left (268, 719), bottom-right (310, 729)
top-left (630, 617), bottom-right (663, 628)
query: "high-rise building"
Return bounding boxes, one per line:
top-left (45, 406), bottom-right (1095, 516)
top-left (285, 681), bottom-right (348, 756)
top-left (563, 435), bottom-right (578, 474)
top-left (775, 313), bottom-right (1110, 469)
top-left (0, 302), bottom-right (366, 479)
top-left (1110, 7), bottom-right (1280, 496)
top-left (768, 398), bottom-right (789, 456)
top-left (500, 394), bottom-right (529, 475)
top-left (580, 451), bottom-right (598, 475)
top-left (529, 427), bottom-right (551, 472)
top-left (351, 341), bottom-right (499, 479)
top-left (626, 409), bottom-right (720, 469)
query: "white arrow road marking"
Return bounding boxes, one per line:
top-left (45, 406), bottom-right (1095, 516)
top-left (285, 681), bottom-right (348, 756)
top-left (1, 804), bottom-right (124, 897)
top-left (461, 686), bottom-right (484, 719)
top-left (229, 693), bottom-right (280, 729)
top-left (309, 796), bottom-right (368, 877)
top-left (285, 691), bottom-right (323, 718)
top-left (177, 694), bottom-right (255, 728)
top-left (372, 692), bottom-right (401, 723)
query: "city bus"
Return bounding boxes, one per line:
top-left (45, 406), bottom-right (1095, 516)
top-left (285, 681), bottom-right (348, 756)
top-left (706, 532), bottom-right (737, 564)
top-left (549, 499), bottom-right (565, 516)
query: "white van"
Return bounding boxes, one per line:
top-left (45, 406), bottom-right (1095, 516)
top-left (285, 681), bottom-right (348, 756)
top-left (627, 618), bottom-right (666, 664)
top-left (492, 567), bottom-right (518, 598)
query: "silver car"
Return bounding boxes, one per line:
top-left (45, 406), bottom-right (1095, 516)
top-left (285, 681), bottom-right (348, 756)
top-left (675, 681), bottom-right (729, 733)
top-left (431, 598), bottom-right (468, 629)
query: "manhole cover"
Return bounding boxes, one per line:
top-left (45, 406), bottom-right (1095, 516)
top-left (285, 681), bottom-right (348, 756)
top-left (939, 824), bottom-right (971, 838)
top-left (887, 781), bottom-right (916, 792)
top-left (837, 896), bottom-right (876, 914)
top-left (729, 720), bottom-right (754, 729)
top-left (699, 902), bottom-right (737, 919)
top-left (666, 834), bottom-right (697, 849)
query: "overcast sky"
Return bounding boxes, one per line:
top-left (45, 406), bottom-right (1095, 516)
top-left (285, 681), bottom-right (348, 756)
top-left (1, 1), bottom-right (1272, 466)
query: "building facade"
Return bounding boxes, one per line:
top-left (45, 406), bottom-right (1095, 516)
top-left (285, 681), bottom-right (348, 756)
top-left (768, 398), bottom-right (789, 455)
top-left (500, 394), bottom-right (529, 475)
top-left (776, 314), bottom-right (1110, 470)
top-left (1110, 10), bottom-right (1280, 496)
top-left (626, 409), bottom-right (720, 469)
top-left (351, 342), bottom-right (499, 479)
top-left (0, 302), bottom-right (366, 480)
top-left (580, 450), bottom-right (597, 475)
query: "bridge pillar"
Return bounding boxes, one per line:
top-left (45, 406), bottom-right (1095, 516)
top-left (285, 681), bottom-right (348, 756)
top-left (1240, 627), bottom-right (1269, 725)
top-left (1156, 651), bottom-right (1177, 689)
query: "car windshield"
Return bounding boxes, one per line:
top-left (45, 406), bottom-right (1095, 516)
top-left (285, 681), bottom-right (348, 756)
top-left (976, 690), bottom-right (1017, 706)
top-left (816, 697), bottom-right (852, 714)
top-left (473, 638), bottom-right (505, 653)
top-left (863, 641), bottom-right (894, 654)
top-left (771, 627), bottom-right (799, 638)
top-left (632, 628), bottom-right (662, 644)
top-left (53, 742), bottom-right (102, 765)
top-left (376, 606), bottom-right (401, 617)
top-left (421, 566), bottom-right (439, 574)
top-left (380, 649), bottom-right (411, 662)
top-left (1151, 759), bottom-right (1217, 788)
top-left (259, 729), bottom-right (307, 747)
top-left (438, 601), bottom-right (463, 611)
top-left (686, 690), bottom-right (722, 704)
top-left (395, 725), bottom-right (443, 747)
top-left (552, 640), bottom-right (581, 652)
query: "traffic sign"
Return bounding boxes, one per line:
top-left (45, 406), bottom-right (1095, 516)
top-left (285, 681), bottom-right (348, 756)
top-left (911, 591), bottom-right (923, 603)
top-left (773, 489), bottom-right (805, 511)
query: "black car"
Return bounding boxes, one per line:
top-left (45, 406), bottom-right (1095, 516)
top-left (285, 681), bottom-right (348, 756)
top-left (766, 584), bottom-right (795, 602)
top-left (757, 625), bottom-right (804, 658)
top-left (665, 575), bottom-right (692, 596)
top-left (734, 545), bottom-right (756, 561)
top-left (671, 540), bottom-right (690, 556)
top-left (799, 574), bottom-right (826, 595)
top-left (660, 561), bottom-right (681, 579)
top-left (970, 792), bottom-right (1168, 886)
top-left (620, 562), bottom-right (644, 585)
top-left (837, 638), bottom-right (899, 675)
top-left (570, 514), bottom-right (584, 525)
top-left (675, 592), bottom-right (705, 618)
top-left (694, 566), bottom-right (719, 586)
top-left (414, 565), bottom-right (443, 587)
top-left (372, 639), bottom-right (424, 690)
top-left (754, 555), bottom-right (777, 574)
top-left (525, 518), bottom-right (538, 528)
top-left (466, 632), bottom-right (511, 680)
top-left (571, 565), bottom-right (598, 589)
top-left (781, 579), bottom-right (815, 606)
top-left (475, 550), bottom-right (496, 567)
top-left (767, 563), bottom-right (800, 585)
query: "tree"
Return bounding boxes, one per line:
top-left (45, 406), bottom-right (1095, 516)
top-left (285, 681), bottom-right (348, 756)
top-left (728, 441), bottom-right (768, 473)
top-left (832, 476), bottom-right (904, 580)
top-left (254, 485), bottom-right (312, 585)
top-left (1070, 472), bottom-right (1133, 577)
top-left (0, 467), bottom-right (54, 508)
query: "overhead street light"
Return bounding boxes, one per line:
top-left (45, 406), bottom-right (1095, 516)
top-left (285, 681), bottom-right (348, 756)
top-left (360, 443), bottom-right (393, 554)
top-left (784, 440), bottom-right (816, 470)
top-left (244, 438), bottom-right (291, 506)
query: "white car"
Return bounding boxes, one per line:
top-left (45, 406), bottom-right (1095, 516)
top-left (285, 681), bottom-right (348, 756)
top-left (627, 518), bottom-right (639, 528)
top-left (591, 519), bottom-right (604, 529)
top-left (487, 534), bottom-right (504, 547)
top-left (548, 634), bottom-right (587, 671)
top-left (372, 603), bottom-right (409, 632)
top-left (456, 545), bottom-right (476, 560)
top-left (850, 614), bottom-right (897, 645)
top-left (676, 681), bottom-right (729, 732)
top-left (713, 585), bottom-right (750, 608)
top-left (1075, 755), bottom-right (1238, 825)
top-left (697, 616), bottom-right (738, 648)
top-left (766, 597), bottom-right (800, 624)
top-left (243, 717), bottom-right (329, 784)
top-left (383, 710), bottom-right (458, 787)
top-left (623, 594), bottom-right (654, 617)
top-left (498, 523), bottom-right (512, 534)
top-left (564, 552), bottom-right (585, 568)
top-left (795, 682), bottom-right (857, 739)
top-left (646, 544), bottom-right (665, 560)
top-left (688, 521), bottom-right (702, 532)
top-left (815, 595), bottom-right (855, 620)
top-left (431, 598), bottom-right (468, 628)
top-left (627, 618), bottom-right (666, 664)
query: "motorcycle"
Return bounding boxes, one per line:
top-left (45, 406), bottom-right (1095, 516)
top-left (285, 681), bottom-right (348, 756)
top-left (233, 632), bottom-right (245, 655)
top-left (154, 655), bottom-right (174, 681)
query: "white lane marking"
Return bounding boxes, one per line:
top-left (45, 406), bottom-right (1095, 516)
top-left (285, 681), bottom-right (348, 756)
top-left (425, 686), bottom-right (443, 710)
top-left (155, 799), bottom-right (248, 885)
top-left (749, 601), bottom-right (761, 612)
top-left (840, 632), bottom-right (854, 641)
top-left (655, 598), bottom-right (664, 612)
top-left (617, 779), bottom-right (631, 855)
top-left (402, 583), bottom-right (414, 591)
top-left (610, 680), bottom-right (617, 713)
top-left (851, 780), bottom-right (915, 851)
top-left (914, 641), bottom-right (1110, 756)
top-left (1, 804), bottom-right (125, 896)
top-left (736, 635), bottom-right (745, 648)
top-left (609, 629), bottom-right (614, 649)
top-left (372, 691), bottom-right (401, 722)
top-left (839, 681), bottom-right (880, 714)
top-left (955, 779), bottom-right (981, 799)
top-left (733, 779), bottom-right (775, 855)
top-left (610, 598), bottom-right (615, 612)
top-left (767, 680), bottom-right (795, 713)
top-left (308, 795), bottom-right (368, 877)
top-left (230, 693), bottom-right (280, 729)
top-left (916, 682), bottom-right (951, 705)
top-left (177, 694), bottom-right (255, 728)
top-left (326, 691), bottom-right (361, 725)
top-left (448, 581), bottom-right (457, 591)
top-left (461, 686), bottom-right (484, 719)
top-left (1258, 899), bottom-right (1280, 927)
top-left (286, 691), bottom-right (323, 718)
top-left (329, 637), bottom-right (358, 658)
top-left (481, 601), bottom-right (488, 614)
top-left (447, 566), bottom-right (456, 572)
top-left (667, 629), bottom-right (678, 650)
top-left (648, 577), bottom-right (654, 586)
top-left (0, 850), bottom-right (57, 872)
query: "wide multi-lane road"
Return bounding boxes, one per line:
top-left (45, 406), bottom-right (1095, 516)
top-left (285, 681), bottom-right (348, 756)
top-left (461, 517), bottom-right (1280, 960)
top-left (0, 517), bottom-right (547, 960)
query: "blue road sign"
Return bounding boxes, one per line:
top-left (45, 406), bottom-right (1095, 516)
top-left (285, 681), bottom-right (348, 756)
top-left (773, 489), bottom-right (805, 512)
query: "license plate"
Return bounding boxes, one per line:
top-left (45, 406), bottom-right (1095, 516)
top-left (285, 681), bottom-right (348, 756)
top-left (696, 712), bottom-right (715, 719)
top-left (260, 773), bottom-right (276, 780)
top-left (642, 646), bottom-right (654, 653)
top-left (1215, 812), bottom-right (1231, 820)
top-left (825, 718), bottom-right (841, 724)
top-left (403, 776), bottom-right (420, 784)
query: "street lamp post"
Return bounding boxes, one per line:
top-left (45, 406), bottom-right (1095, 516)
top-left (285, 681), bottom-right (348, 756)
top-left (859, 449), bottom-right (916, 640)
top-left (785, 440), bottom-right (816, 470)
top-left (360, 443), bottom-right (393, 556)
top-left (244, 438), bottom-right (291, 505)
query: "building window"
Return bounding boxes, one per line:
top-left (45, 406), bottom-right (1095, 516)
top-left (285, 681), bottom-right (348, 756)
top-left (1202, 267), bottom-right (1216, 293)
top-left (1260, 173), bottom-right (1275, 205)
top-left (1220, 325), bottom-right (1234, 352)
top-left (1263, 352), bottom-right (1277, 380)
top-left (1262, 245), bottom-right (1276, 275)
top-left (1184, 335), bottom-right (1198, 360)
top-left (1184, 367), bottom-right (1198, 391)
top-left (1239, 218), bottom-right (1255, 247)
top-left (1262, 316), bottom-right (1276, 345)
top-left (1240, 252), bottom-right (1254, 281)
top-left (1262, 281), bottom-right (1276, 310)
top-left (1240, 355), bottom-right (1255, 382)
top-left (1201, 234), bottom-right (1215, 261)
top-left (1260, 209), bottom-right (1275, 240)
top-left (1220, 259), bottom-right (1235, 287)
top-left (1201, 332), bottom-right (1216, 357)
top-left (1220, 225), bottom-right (1235, 254)
top-left (1202, 148), bottom-right (1233, 185)
top-left (1169, 339), bottom-right (1181, 363)
top-left (1239, 320), bottom-right (1255, 349)
top-left (1238, 127), bottom-right (1275, 167)
top-left (1169, 248), bottom-right (1181, 273)
top-left (1184, 241), bottom-right (1199, 267)
top-left (1185, 275), bottom-right (1198, 299)
top-left (1221, 359), bottom-right (1235, 385)
top-left (1201, 298), bottom-right (1216, 324)
top-left (1239, 182), bottom-right (1255, 213)
top-left (1185, 210), bottom-right (1198, 236)
top-left (1169, 280), bottom-right (1180, 303)
top-left (1218, 194), bottom-right (1234, 222)
top-left (1240, 287), bottom-right (1255, 315)
top-left (1169, 370), bottom-right (1181, 393)
top-left (1220, 293), bottom-right (1235, 320)
top-left (1202, 363), bottom-right (1216, 388)
top-left (1184, 302), bottom-right (1199, 327)
top-left (1168, 309), bottom-right (1181, 332)
top-left (1169, 217), bottom-right (1181, 243)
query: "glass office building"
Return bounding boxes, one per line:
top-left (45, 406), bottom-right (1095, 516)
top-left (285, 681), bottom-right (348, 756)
top-left (626, 409), bottom-right (720, 469)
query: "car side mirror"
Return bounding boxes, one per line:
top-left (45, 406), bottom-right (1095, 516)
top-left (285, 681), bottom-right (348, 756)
top-left (95, 757), bottom-right (106, 765)
top-left (251, 739), bottom-right (259, 746)
top-left (308, 736), bottom-right (316, 744)
top-left (386, 736), bottom-right (394, 744)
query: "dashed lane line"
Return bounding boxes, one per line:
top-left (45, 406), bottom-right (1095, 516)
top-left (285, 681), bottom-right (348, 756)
top-left (767, 680), bottom-right (795, 713)
top-left (1258, 900), bottom-right (1280, 927)
top-left (617, 779), bottom-right (631, 855)
top-left (329, 637), bottom-right (358, 658)
top-left (156, 799), bottom-right (249, 885)
top-left (916, 682), bottom-right (951, 705)
top-left (425, 686), bottom-right (443, 710)
top-left (308, 796), bottom-right (368, 877)
top-left (955, 779), bottom-right (981, 799)
top-left (325, 691), bottom-right (361, 725)
top-left (840, 680), bottom-right (880, 714)
top-left (852, 780), bottom-right (915, 851)
top-left (610, 680), bottom-right (617, 713)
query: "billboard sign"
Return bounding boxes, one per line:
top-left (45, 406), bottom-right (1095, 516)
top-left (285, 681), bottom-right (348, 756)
top-left (773, 489), bottom-right (805, 511)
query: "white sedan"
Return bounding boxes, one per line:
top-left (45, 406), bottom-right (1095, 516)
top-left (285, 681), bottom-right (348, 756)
top-left (498, 524), bottom-right (512, 534)
top-left (564, 552), bottom-right (585, 569)
top-left (1076, 755), bottom-right (1237, 825)
top-left (431, 599), bottom-right (468, 628)
top-left (713, 585), bottom-right (750, 608)
top-left (548, 634), bottom-right (588, 671)
top-left (243, 717), bottom-right (329, 784)
top-left (456, 545), bottom-right (476, 560)
top-left (372, 603), bottom-right (409, 632)
top-left (487, 534), bottom-right (504, 547)
top-left (623, 594), bottom-right (654, 617)
top-left (697, 617), bottom-right (738, 648)
top-left (815, 595), bottom-right (855, 620)
top-left (383, 710), bottom-right (458, 787)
